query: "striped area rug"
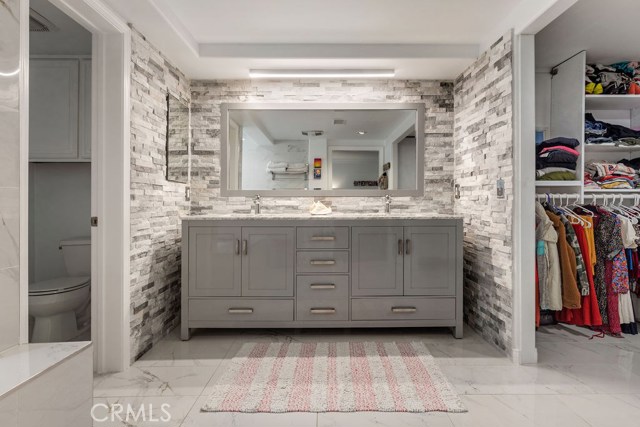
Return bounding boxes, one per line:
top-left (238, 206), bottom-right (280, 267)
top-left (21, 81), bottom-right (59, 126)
top-left (202, 341), bottom-right (466, 413)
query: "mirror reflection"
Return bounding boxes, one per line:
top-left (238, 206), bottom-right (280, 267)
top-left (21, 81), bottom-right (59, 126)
top-left (226, 109), bottom-right (418, 192)
top-left (166, 94), bottom-right (189, 183)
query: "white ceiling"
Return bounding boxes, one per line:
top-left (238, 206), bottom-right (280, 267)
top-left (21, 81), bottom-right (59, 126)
top-left (231, 109), bottom-right (416, 142)
top-left (535, 0), bottom-right (640, 69)
top-left (100, 0), bottom-right (573, 80)
top-left (30, 0), bottom-right (91, 55)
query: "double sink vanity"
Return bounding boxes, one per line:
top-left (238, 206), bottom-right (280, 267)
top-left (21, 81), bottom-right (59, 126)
top-left (180, 214), bottom-right (463, 339)
top-left (179, 103), bottom-right (463, 340)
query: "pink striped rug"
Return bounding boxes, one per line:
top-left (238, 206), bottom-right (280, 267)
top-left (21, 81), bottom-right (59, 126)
top-left (202, 341), bottom-right (466, 413)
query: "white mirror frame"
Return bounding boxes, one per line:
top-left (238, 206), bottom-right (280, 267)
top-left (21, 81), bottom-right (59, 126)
top-left (220, 103), bottom-right (426, 197)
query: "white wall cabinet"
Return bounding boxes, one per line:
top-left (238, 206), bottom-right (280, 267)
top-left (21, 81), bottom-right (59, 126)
top-left (29, 58), bottom-right (91, 162)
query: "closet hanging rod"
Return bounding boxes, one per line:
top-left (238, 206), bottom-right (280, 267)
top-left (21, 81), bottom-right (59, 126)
top-left (536, 193), bottom-right (640, 202)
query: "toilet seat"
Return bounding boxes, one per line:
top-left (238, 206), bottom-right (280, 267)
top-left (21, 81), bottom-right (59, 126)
top-left (29, 276), bottom-right (90, 296)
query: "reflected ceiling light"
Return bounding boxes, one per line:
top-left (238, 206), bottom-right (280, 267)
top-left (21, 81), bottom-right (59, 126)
top-left (249, 69), bottom-right (395, 79)
top-left (0, 68), bottom-right (20, 77)
top-left (357, 130), bottom-right (367, 135)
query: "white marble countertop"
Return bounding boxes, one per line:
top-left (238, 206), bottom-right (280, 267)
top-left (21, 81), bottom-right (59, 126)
top-left (0, 341), bottom-right (91, 399)
top-left (182, 212), bottom-right (462, 220)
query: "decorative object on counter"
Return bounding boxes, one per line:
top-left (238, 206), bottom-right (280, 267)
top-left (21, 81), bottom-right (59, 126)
top-left (201, 341), bottom-right (466, 413)
top-left (535, 137), bottom-right (579, 181)
top-left (383, 162), bottom-right (391, 171)
top-left (585, 61), bottom-right (640, 95)
top-left (309, 200), bottom-right (331, 215)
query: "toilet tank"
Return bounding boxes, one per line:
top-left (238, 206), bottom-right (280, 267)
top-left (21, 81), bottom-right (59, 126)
top-left (60, 238), bottom-right (91, 276)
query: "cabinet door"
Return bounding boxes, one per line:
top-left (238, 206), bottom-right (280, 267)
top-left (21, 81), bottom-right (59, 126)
top-left (351, 226), bottom-right (403, 296)
top-left (30, 59), bottom-right (79, 159)
top-left (79, 60), bottom-right (92, 160)
top-left (242, 227), bottom-right (294, 297)
top-left (188, 227), bottom-right (241, 296)
top-left (404, 226), bottom-right (456, 296)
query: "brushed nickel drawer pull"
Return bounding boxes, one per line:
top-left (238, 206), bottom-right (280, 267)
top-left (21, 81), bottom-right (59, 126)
top-left (310, 260), bottom-right (336, 265)
top-left (228, 308), bottom-right (254, 314)
top-left (391, 306), bottom-right (417, 313)
top-left (235, 239), bottom-right (240, 255)
top-left (310, 283), bottom-right (336, 290)
top-left (311, 236), bottom-right (336, 241)
top-left (398, 239), bottom-right (404, 255)
top-left (242, 239), bottom-right (248, 255)
top-left (310, 308), bottom-right (336, 314)
top-left (405, 239), bottom-right (411, 255)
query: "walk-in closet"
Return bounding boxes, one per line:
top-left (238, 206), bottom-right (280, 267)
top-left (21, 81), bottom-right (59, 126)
top-left (534, 7), bottom-right (640, 337)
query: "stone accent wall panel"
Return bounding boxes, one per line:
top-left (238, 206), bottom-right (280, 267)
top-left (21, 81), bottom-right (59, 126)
top-left (453, 33), bottom-right (514, 352)
top-left (129, 27), bottom-right (190, 361)
top-left (190, 80), bottom-right (455, 215)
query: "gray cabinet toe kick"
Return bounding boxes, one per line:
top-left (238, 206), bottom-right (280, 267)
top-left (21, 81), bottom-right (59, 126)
top-left (181, 218), bottom-right (463, 340)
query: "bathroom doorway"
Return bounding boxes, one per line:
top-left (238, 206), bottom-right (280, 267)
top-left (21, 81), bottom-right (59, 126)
top-left (20, 0), bottom-right (132, 373)
top-left (27, 0), bottom-right (93, 343)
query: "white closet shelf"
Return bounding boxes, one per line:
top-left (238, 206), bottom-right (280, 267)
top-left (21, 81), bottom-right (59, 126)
top-left (585, 94), bottom-right (640, 110)
top-left (535, 181), bottom-right (582, 187)
top-left (583, 188), bottom-right (640, 193)
top-left (584, 144), bottom-right (640, 152)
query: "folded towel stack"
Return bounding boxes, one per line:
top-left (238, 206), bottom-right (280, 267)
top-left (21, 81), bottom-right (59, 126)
top-left (266, 161), bottom-right (308, 174)
top-left (536, 137), bottom-right (579, 181)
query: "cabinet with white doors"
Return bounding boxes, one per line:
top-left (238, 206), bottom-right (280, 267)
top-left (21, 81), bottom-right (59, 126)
top-left (29, 57), bottom-right (92, 162)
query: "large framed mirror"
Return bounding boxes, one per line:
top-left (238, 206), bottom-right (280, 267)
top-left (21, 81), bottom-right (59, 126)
top-left (166, 93), bottom-right (189, 183)
top-left (221, 103), bottom-right (425, 196)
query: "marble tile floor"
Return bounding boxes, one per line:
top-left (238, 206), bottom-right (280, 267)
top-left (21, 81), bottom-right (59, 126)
top-left (93, 324), bottom-right (640, 426)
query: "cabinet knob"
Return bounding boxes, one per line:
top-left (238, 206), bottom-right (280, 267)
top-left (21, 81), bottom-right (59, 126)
top-left (391, 306), bottom-right (417, 313)
top-left (228, 308), bottom-right (254, 314)
top-left (309, 283), bottom-right (336, 290)
top-left (310, 260), bottom-right (336, 265)
top-left (310, 308), bottom-right (336, 314)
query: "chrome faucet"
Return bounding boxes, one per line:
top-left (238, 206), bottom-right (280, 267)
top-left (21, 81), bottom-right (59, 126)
top-left (253, 194), bottom-right (261, 214)
top-left (384, 194), bottom-right (391, 214)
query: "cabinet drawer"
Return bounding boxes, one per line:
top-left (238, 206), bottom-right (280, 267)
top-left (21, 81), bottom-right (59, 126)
top-left (297, 227), bottom-right (349, 249)
top-left (189, 299), bottom-right (293, 322)
top-left (297, 275), bottom-right (348, 300)
top-left (351, 297), bottom-right (455, 321)
top-left (297, 275), bottom-right (349, 321)
top-left (296, 251), bottom-right (349, 273)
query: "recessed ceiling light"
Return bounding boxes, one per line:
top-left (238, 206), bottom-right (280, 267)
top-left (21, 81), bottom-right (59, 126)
top-left (249, 69), bottom-right (395, 79)
top-left (357, 130), bottom-right (367, 135)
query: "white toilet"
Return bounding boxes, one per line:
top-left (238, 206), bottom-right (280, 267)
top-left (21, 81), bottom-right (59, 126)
top-left (29, 238), bottom-right (91, 343)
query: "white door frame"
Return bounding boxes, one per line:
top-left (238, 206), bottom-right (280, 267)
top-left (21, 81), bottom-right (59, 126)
top-left (20, 0), bottom-right (131, 373)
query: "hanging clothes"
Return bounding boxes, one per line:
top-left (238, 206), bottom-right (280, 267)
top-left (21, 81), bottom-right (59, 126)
top-left (535, 202), bottom-right (562, 310)
top-left (546, 210), bottom-right (582, 309)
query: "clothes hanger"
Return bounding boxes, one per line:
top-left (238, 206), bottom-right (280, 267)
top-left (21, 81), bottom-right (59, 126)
top-left (557, 194), bottom-right (587, 226)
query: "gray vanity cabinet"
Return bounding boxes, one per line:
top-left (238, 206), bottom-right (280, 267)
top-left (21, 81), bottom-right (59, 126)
top-left (241, 227), bottom-right (295, 297)
top-left (181, 217), bottom-right (463, 340)
top-left (404, 226), bottom-right (456, 296)
top-left (188, 227), bottom-right (242, 296)
top-left (351, 226), bottom-right (404, 296)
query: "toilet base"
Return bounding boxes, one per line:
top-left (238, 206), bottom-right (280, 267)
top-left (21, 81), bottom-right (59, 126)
top-left (31, 311), bottom-right (79, 343)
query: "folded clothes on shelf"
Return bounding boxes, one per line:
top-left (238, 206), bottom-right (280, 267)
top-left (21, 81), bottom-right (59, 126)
top-left (585, 160), bottom-right (640, 189)
top-left (585, 113), bottom-right (640, 146)
top-left (537, 171), bottom-right (577, 181)
top-left (536, 167), bottom-right (576, 177)
top-left (585, 61), bottom-right (640, 95)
